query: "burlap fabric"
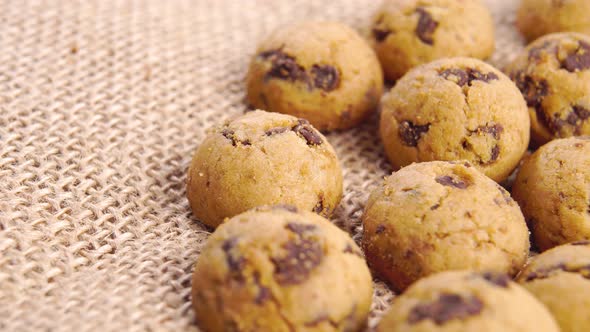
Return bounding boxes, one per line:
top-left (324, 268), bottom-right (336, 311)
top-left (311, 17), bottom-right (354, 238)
top-left (0, 0), bottom-right (526, 330)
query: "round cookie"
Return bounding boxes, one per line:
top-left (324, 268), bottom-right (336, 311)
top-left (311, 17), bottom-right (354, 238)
top-left (517, 0), bottom-right (590, 42)
top-left (362, 161), bottom-right (530, 291)
top-left (187, 110), bottom-right (343, 228)
top-left (380, 57), bottom-right (530, 182)
top-left (517, 242), bottom-right (590, 332)
top-left (192, 205), bottom-right (373, 332)
top-left (369, 0), bottom-right (495, 81)
top-left (512, 136), bottom-right (590, 251)
top-left (506, 33), bottom-right (590, 145)
top-left (376, 270), bottom-right (560, 332)
top-left (246, 21), bottom-right (383, 131)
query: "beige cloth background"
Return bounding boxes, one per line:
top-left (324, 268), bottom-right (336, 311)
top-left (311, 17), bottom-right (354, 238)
top-left (0, 0), bottom-right (526, 331)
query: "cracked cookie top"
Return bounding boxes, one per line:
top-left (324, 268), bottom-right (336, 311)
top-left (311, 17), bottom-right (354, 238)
top-left (516, 242), bottom-right (590, 332)
top-left (362, 161), bottom-right (530, 291)
top-left (379, 57), bottom-right (530, 182)
top-left (187, 110), bottom-right (343, 228)
top-left (376, 270), bottom-right (560, 332)
top-left (512, 136), bottom-right (590, 251)
top-left (369, 0), bottom-right (495, 81)
top-left (506, 32), bottom-right (590, 145)
top-left (246, 21), bottom-right (383, 131)
top-left (517, 0), bottom-right (590, 42)
top-left (192, 206), bottom-right (373, 332)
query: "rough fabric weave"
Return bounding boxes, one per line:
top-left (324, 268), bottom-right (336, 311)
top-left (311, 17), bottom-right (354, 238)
top-left (0, 0), bottom-right (524, 330)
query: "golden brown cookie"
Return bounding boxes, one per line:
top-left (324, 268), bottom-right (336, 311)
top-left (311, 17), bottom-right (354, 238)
top-left (507, 32), bottom-right (590, 145)
top-left (192, 205), bottom-right (373, 332)
top-left (369, 0), bottom-right (495, 81)
top-left (362, 161), bottom-right (529, 291)
top-left (187, 110), bottom-right (342, 228)
top-left (512, 136), bottom-right (590, 251)
top-left (517, 241), bottom-right (590, 332)
top-left (517, 0), bottom-right (590, 42)
top-left (246, 21), bottom-right (383, 131)
top-left (376, 270), bottom-right (560, 332)
top-left (380, 57), bottom-right (530, 182)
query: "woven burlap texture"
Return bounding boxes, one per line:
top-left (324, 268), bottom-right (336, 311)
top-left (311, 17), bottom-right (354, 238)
top-left (0, 0), bottom-right (526, 331)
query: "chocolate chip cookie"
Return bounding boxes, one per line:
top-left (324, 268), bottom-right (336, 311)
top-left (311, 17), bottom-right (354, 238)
top-left (380, 58), bottom-right (530, 182)
top-left (507, 32), bottom-right (590, 145)
top-left (187, 110), bottom-right (342, 228)
top-left (362, 161), bottom-right (529, 291)
top-left (517, 0), bottom-right (590, 42)
top-left (192, 205), bottom-right (373, 332)
top-left (369, 0), bottom-right (495, 81)
top-left (512, 137), bottom-right (590, 251)
top-left (246, 21), bottom-right (383, 131)
top-left (517, 242), bottom-right (590, 332)
top-left (376, 270), bottom-right (560, 332)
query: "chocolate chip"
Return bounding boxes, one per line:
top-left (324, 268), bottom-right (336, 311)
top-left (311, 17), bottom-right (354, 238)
top-left (435, 175), bottom-right (469, 189)
top-left (221, 128), bottom-right (251, 146)
top-left (399, 121), bottom-right (430, 147)
top-left (490, 145), bottom-right (500, 162)
top-left (222, 238), bottom-right (246, 280)
top-left (513, 73), bottom-right (549, 109)
top-left (469, 70), bottom-right (499, 83)
top-left (408, 293), bottom-right (484, 325)
top-left (480, 272), bottom-right (510, 288)
top-left (375, 224), bottom-right (386, 234)
top-left (512, 72), bottom-right (551, 130)
top-left (253, 272), bottom-right (271, 305)
top-left (528, 42), bottom-right (553, 62)
top-left (311, 65), bottom-right (340, 91)
top-left (571, 240), bottom-right (590, 246)
top-left (439, 68), bottom-right (468, 86)
top-left (221, 128), bottom-right (236, 145)
top-left (430, 204), bottom-right (440, 210)
top-left (475, 124), bottom-right (504, 140)
top-left (373, 27), bottom-right (392, 42)
top-left (285, 222), bottom-right (317, 236)
top-left (265, 127), bottom-right (290, 136)
top-left (566, 105), bottom-right (590, 131)
top-left (312, 194), bottom-right (325, 214)
top-left (440, 68), bottom-right (499, 87)
top-left (373, 15), bottom-right (392, 42)
top-left (292, 119), bottom-right (323, 146)
top-left (259, 49), bottom-right (310, 85)
top-left (561, 41), bottom-right (590, 72)
top-left (273, 204), bottom-right (298, 213)
top-left (272, 223), bottom-right (323, 285)
top-left (415, 7), bottom-right (438, 45)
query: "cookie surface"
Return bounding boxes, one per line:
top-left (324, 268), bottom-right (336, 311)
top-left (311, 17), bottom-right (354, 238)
top-left (192, 206), bottom-right (373, 332)
top-left (369, 0), bottom-right (495, 81)
top-left (246, 21), bottom-right (383, 131)
top-left (507, 32), bottom-right (590, 145)
top-left (187, 110), bottom-right (342, 228)
top-left (517, 0), bottom-right (590, 42)
top-left (517, 242), bottom-right (590, 332)
top-left (512, 137), bottom-right (590, 251)
top-left (362, 161), bottom-right (530, 291)
top-left (376, 270), bottom-right (560, 332)
top-left (380, 58), bottom-right (530, 182)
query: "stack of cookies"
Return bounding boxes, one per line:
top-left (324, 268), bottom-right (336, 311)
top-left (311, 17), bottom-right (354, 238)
top-left (188, 0), bottom-right (590, 331)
